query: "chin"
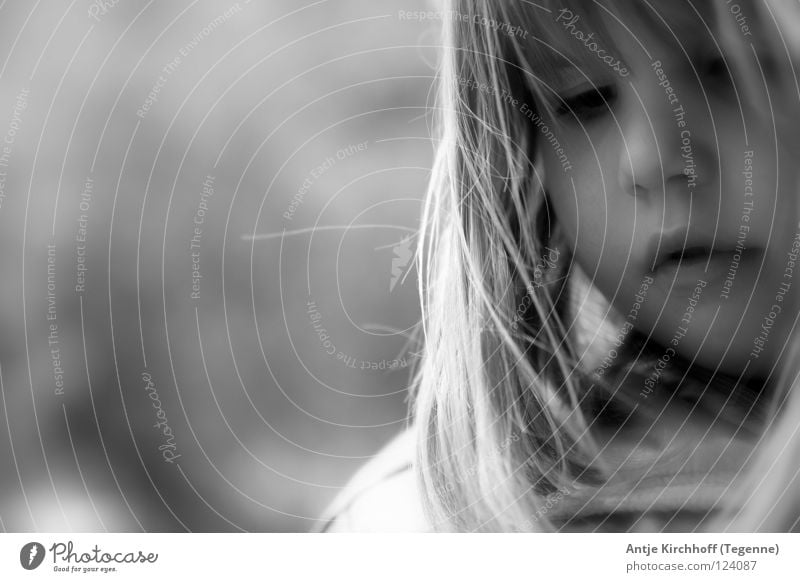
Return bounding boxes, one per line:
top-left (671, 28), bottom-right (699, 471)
top-left (698, 326), bottom-right (780, 381)
top-left (700, 344), bottom-right (758, 379)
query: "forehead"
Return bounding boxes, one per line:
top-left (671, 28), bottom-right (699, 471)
top-left (500, 0), bottom-right (721, 88)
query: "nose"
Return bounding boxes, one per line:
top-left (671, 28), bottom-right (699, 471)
top-left (617, 88), bottom-right (701, 197)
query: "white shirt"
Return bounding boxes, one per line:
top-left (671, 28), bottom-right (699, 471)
top-left (316, 427), bottom-right (430, 532)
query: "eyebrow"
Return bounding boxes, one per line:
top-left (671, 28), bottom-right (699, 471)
top-left (552, 65), bottom-right (605, 90)
top-left (528, 31), bottom-right (624, 84)
top-left (531, 55), bottom-right (616, 100)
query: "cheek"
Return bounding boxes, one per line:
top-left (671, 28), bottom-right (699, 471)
top-left (773, 148), bottom-right (800, 229)
top-left (544, 142), bottom-right (636, 280)
top-left (717, 107), bottom-right (800, 244)
top-left (733, 137), bottom-right (800, 260)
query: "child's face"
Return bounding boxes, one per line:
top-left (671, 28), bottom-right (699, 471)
top-left (536, 8), bottom-right (800, 378)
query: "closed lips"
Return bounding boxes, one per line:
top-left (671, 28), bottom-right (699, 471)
top-left (647, 231), bottom-right (736, 273)
top-left (664, 245), bottom-right (713, 263)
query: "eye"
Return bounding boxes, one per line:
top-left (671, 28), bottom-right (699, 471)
top-left (704, 56), bottom-right (730, 80)
top-left (701, 55), bottom-right (739, 97)
top-left (555, 85), bottom-right (617, 121)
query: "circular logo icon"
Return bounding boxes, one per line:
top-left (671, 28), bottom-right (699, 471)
top-left (20, 542), bottom-right (45, 570)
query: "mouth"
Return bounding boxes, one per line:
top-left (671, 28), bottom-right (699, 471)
top-left (656, 245), bottom-right (717, 270)
top-left (648, 231), bottom-right (741, 279)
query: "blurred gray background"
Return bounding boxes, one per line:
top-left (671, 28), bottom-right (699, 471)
top-left (0, 0), bottom-right (436, 531)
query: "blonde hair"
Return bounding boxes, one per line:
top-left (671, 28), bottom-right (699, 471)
top-left (410, 0), bottom-right (797, 532)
